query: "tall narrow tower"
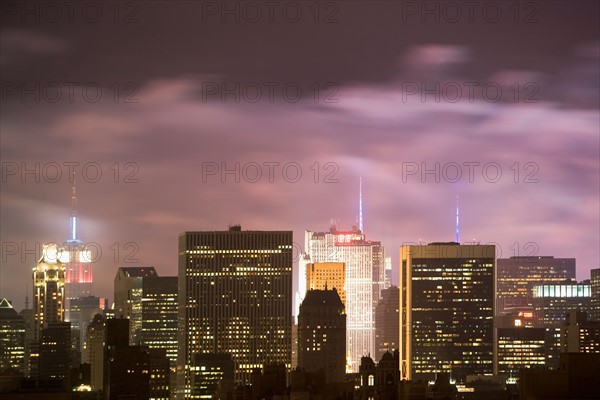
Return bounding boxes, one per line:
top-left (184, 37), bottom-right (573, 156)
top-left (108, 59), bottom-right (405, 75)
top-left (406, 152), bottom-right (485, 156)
top-left (359, 177), bottom-right (364, 233)
top-left (455, 196), bottom-right (460, 243)
top-left (62, 173), bottom-right (93, 320)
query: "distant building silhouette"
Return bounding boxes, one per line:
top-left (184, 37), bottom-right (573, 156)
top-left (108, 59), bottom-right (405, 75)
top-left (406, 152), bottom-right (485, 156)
top-left (0, 298), bottom-right (26, 374)
top-left (39, 322), bottom-right (71, 388)
top-left (375, 285), bottom-right (399, 361)
top-left (113, 266), bottom-right (158, 344)
top-left (298, 289), bottom-right (346, 384)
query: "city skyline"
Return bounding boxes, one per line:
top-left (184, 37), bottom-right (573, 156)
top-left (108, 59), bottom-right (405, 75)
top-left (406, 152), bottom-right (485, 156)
top-left (0, 180), bottom-right (597, 312)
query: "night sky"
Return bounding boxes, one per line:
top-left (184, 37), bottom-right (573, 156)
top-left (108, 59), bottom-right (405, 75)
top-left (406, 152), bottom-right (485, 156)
top-left (1, 1), bottom-right (599, 311)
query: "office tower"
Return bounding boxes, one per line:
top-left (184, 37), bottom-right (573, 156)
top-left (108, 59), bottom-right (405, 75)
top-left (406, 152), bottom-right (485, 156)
top-left (69, 295), bottom-right (107, 362)
top-left (399, 243), bottom-right (495, 382)
top-left (496, 256), bottom-right (575, 315)
top-left (39, 322), bottom-right (71, 384)
top-left (375, 285), bottom-right (399, 360)
top-left (591, 268), bottom-right (600, 321)
top-left (191, 353), bottom-right (235, 399)
top-left (298, 289), bottom-right (346, 384)
top-left (305, 262), bottom-right (346, 307)
top-left (304, 226), bottom-right (384, 372)
top-left (85, 314), bottom-right (105, 391)
top-left (33, 243), bottom-right (66, 340)
top-left (178, 226), bottom-right (292, 397)
top-left (0, 298), bottom-right (26, 374)
top-left (141, 276), bottom-right (178, 369)
top-left (532, 281), bottom-right (592, 327)
top-left (114, 266), bottom-right (158, 344)
top-left (496, 328), bottom-right (546, 378)
top-left (60, 177), bottom-right (94, 322)
top-left (560, 311), bottom-right (600, 353)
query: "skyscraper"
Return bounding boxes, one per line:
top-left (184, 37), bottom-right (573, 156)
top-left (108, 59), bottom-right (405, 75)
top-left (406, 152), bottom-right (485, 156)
top-left (39, 322), bottom-right (71, 384)
top-left (0, 298), bottom-right (26, 374)
top-left (532, 282), bottom-right (592, 327)
top-left (560, 311), bottom-right (600, 353)
top-left (298, 289), bottom-right (346, 384)
top-left (69, 295), bottom-right (107, 362)
top-left (33, 243), bottom-right (66, 340)
top-left (60, 176), bottom-right (93, 320)
top-left (177, 226), bottom-right (292, 398)
top-left (375, 285), bottom-right (399, 360)
top-left (304, 226), bottom-right (384, 372)
top-left (140, 276), bottom-right (178, 367)
top-left (399, 243), bottom-right (495, 382)
top-left (85, 313), bottom-right (105, 391)
top-left (496, 256), bottom-right (576, 316)
top-left (495, 327), bottom-right (546, 379)
top-left (305, 262), bottom-right (346, 307)
top-left (114, 266), bottom-right (158, 344)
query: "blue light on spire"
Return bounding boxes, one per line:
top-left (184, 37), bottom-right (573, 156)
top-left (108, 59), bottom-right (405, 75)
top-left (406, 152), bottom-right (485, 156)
top-left (455, 195), bottom-right (460, 243)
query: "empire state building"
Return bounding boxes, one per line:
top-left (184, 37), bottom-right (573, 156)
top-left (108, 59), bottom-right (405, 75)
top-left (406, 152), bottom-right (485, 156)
top-left (58, 175), bottom-right (93, 321)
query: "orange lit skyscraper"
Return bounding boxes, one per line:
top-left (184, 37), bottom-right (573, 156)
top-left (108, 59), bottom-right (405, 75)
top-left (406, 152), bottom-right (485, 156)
top-left (306, 262), bottom-right (346, 308)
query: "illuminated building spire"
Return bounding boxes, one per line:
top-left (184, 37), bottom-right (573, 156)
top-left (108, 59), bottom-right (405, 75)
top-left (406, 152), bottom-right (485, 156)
top-left (69, 172), bottom-right (80, 243)
top-left (455, 195), bottom-right (460, 243)
top-left (359, 177), bottom-right (363, 232)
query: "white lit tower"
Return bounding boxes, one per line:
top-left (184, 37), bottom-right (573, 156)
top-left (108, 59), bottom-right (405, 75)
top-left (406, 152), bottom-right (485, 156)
top-left (303, 178), bottom-right (385, 372)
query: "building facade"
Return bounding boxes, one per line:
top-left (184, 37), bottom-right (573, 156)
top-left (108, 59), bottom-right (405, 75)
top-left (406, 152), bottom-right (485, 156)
top-left (560, 311), bottom-right (600, 353)
top-left (85, 313), bottom-right (105, 391)
top-left (496, 256), bottom-right (575, 316)
top-left (305, 262), bottom-right (346, 307)
top-left (532, 282), bottom-right (592, 327)
top-left (177, 226), bottom-right (292, 398)
top-left (39, 322), bottom-right (71, 384)
top-left (114, 266), bottom-right (158, 344)
top-left (496, 327), bottom-right (546, 378)
top-left (0, 298), bottom-right (26, 374)
top-left (141, 276), bottom-right (178, 369)
top-left (375, 285), bottom-right (399, 361)
top-left (399, 243), bottom-right (495, 382)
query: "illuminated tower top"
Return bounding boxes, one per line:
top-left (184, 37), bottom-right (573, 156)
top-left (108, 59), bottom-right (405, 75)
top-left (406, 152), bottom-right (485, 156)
top-left (67, 172), bottom-right (80, 244)
top-left (359, 177), bottom-right (363, 233)
top-left (455, 195), bottom-right (460, 243)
